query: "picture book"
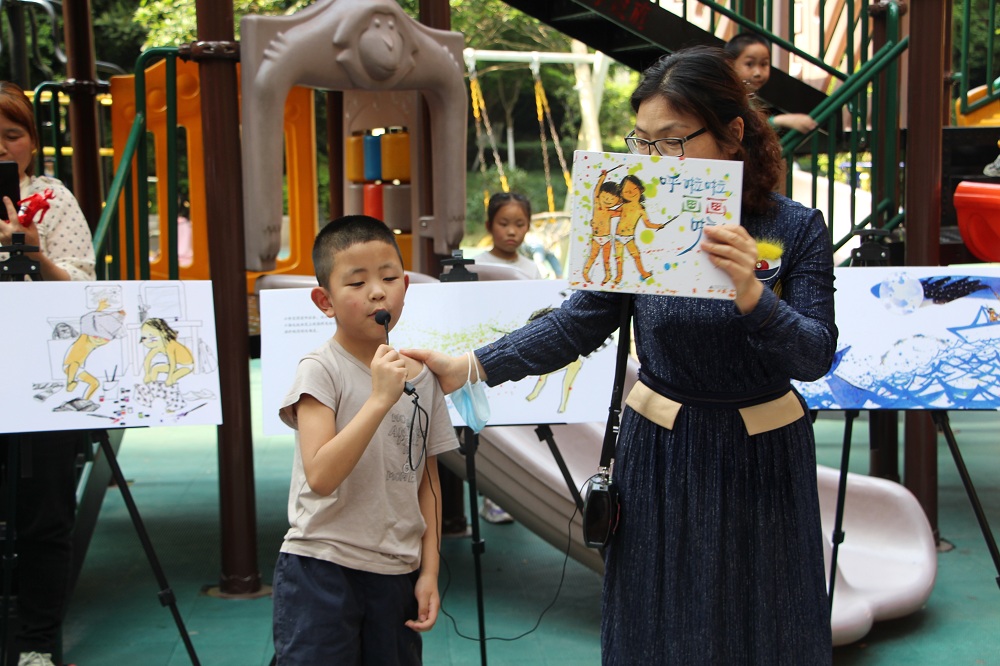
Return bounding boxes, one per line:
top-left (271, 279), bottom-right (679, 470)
top-left (566, 150), bottom-right (744, 298)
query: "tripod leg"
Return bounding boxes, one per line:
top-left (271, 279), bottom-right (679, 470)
top-left (534, 425), bottom-right (584, 512)
top-left (829, 409), bottom-right (857, 609)
top-left (460, 428), bottom-right (488, 666)
top-left (99, 437), bottom-right (202, 664)
top-left (932, 412), bottom-right (1000, 591)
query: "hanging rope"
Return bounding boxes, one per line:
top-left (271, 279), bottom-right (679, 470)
top-left (531, 60), bottom-right (573, 217)
top-left (466, 54), bottom-right (509, 215)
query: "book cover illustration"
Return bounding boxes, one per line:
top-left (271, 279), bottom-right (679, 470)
top-left (567, 151), bottom-right (744, 299)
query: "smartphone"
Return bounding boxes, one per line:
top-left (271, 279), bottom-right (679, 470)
top-left (0, 160), bottom-right (20, 222)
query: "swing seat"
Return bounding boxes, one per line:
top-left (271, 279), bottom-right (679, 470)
top-left (817, 465), bottom-right (937, 646)
top-left (953, 180), bottom-right (1000, 262)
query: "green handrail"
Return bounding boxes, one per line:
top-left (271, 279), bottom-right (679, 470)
top-left (93, 46), bottom-right (181, 281)
top-left (31, 81), bottom-right (65, 181)
top-left (92, 111), bottom-right (145, 278)
top-left (780, 38), bottom-right (908, 150)
top-left (697, 0), bottom-right (846, 81)
top-left (957, 0), bottom-right (1000, 115)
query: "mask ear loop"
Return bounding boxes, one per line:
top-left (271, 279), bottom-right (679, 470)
top-left (468, 351), bottom-right (480, 384)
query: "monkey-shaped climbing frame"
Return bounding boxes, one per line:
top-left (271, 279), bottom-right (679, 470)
top-left (240, 0), bottom-right (467, 271)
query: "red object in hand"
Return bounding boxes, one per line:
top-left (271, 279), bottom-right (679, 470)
top-left (17, 189), bottom-right (55, 228)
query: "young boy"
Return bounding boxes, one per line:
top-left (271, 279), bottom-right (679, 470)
top-left (272, 215), bottom-right (458, 665)
top-left (724, 32), bottom-right (818, 135)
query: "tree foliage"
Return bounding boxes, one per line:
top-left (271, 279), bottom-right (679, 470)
top-left (135, 0), bottom-right (311, 49)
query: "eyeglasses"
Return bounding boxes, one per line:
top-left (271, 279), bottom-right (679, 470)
top-left (624, 127), bottom-right (708, 157)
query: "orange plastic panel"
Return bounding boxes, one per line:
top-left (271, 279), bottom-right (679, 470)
top-left (953, 181), bottom-right (1000, 262)
top-left (110, 60), bottom-right (318, 292)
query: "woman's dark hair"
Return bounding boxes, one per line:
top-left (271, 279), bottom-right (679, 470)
top-left (485, 191), bottom-right (531, 230)
top-left (630, 46), bottom-right (782, 214)
top-left (0, 81), bottom-right (39, 176)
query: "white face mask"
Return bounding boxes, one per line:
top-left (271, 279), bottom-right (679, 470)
top-left (449, 352), bottom-right (490, 433)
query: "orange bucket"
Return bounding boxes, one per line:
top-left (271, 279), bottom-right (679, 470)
top-left (954, 181), bottom-right (1000, 262)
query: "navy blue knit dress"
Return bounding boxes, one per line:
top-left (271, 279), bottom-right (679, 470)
top-left (477, 194), bottom-right (837, 664)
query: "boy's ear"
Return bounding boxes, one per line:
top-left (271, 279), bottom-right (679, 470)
top-left (311, 286), bottom-right (335, 318)
top-left (403, 272), bottom-right (410, 292)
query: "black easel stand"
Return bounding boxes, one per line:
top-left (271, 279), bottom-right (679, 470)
top-left (534, 425), bottom-right (584, 512)
top-left (440, 251), bottom-right (488, 665)
top-left (98, 436), bottom-right (201, 664)
top-left (0, 236), bottom-right (200, 664)
top-left (930, 411), bottom-right (1000, 590)
top-left (827, 409), bottom-right (858, 608)
top-left (828, 229), bottom-right (891, 608)
top-left (459, 427), bottom-right (488, 666)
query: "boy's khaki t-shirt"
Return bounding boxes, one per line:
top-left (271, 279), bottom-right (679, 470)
top-left (279, 338), bottom-right (458, 575)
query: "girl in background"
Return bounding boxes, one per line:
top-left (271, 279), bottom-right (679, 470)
top-left (474, 192), bottom-right (542, 279)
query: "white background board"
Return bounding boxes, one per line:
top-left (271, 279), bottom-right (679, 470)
top-left (796, 266), bottom-right (1000, 410)
top-left (0, 280), bottom-right (222, 432)
top-left (260, 280), bottom-right (618, 435)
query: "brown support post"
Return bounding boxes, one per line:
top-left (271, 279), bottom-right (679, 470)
top-left (326, 91), bottom-right (344, 222)
top-left (867, 1), bottom-right (901, 483)
top-left (903, 1), bottom-right (949, 536)
top-left (193, 0), bottom-right (261, 594)
top-left (417, 0), bottom-right (450, 277)
top-left (61, 0), bottom-right (103, 234)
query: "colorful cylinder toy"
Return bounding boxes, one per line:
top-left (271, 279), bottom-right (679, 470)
top-left (345, 182), bottom-right (365, 215)
top-left (382, 183), bottom-right (411, 232)
top-left (380, 127), bottom-right (411, 183)
top-left (363, 182), bottom-right (384, 221)
top-left (345, 131), bottom-right (366, 183)
top-left (363, 133), bottom-right (383, 183)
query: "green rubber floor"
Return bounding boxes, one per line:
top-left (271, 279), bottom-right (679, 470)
top-left (60, 360), bottom-right (1000, 665)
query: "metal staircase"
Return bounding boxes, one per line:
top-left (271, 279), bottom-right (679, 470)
top-left (502, 0), bottom-right (827, 116)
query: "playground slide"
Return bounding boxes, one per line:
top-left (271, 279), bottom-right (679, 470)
top-left (955, 81), bottom-right (1000, 127)
top-left (440, 393), bottom-right (936, 647)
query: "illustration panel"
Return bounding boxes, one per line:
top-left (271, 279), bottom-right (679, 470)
top-left (796, 266), bottom-right (1000, 410)
top-left (0, 281), bottom-right (222, 432)
top-left (260, 281), bottom-right (618, 435)
top-left (566, 150), bottom-right (744, 298)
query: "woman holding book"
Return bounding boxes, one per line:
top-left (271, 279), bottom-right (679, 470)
top-left (408, 46), bottom-right (836, 664)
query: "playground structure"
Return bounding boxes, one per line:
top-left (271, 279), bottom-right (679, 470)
top-left (9, 0), bottom-right (1000, 624)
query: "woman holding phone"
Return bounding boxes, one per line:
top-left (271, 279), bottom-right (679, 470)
top-left (0, 81), bottom-right (94, 282)
top-left (0, 80), bottom-right (96, 666)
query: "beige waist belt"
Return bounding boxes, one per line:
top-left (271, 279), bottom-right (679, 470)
top-left (624, 381), bottom-right (805, 436)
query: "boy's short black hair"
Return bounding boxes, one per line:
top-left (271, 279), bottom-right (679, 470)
top-left (724, 32), bottom-right (771, 59)
top-left (313, 215), bottom-right (404, 286)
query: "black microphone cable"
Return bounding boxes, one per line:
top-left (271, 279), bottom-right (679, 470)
top-left (375, 309), bottom-right (426, 468)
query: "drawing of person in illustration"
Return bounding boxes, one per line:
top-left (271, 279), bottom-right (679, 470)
top-left (614, 174), bottom-right (667, 283)
top-left (582, 167), bottom-right (623, 284)
top-left (134, 317), bottom-right (193, 412)
top-left (62, 300), bottom-right (125, 401)
top-left (522, 307), bottom-right (585, 413)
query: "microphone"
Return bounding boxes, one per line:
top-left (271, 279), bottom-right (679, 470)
top-left (374, 310), bottom-right (391, 344)
top-left (374, 310), bottom-right (415, 396)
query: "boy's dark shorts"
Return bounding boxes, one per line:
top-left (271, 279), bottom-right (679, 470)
top-left (272, 552), bottom-right (422, 665)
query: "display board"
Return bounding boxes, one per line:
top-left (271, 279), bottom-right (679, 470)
top-left (0, 280), bottom-right (222, 432)
top-left (259, 280), bottom-right (618, 435)
top-left (795, 266), bottom-right (1000, 410)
